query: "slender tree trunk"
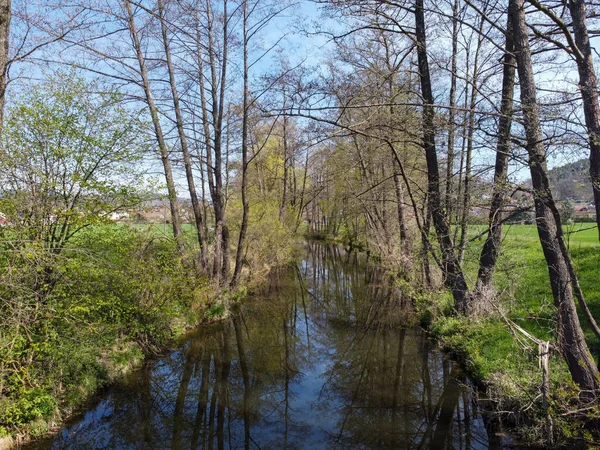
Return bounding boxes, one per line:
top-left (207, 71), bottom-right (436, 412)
top-left (446, 0), bottom-right (459, 216)
top-left (568, 0), bottom-right (600, 240)
top-left (458, 16), bottom-right (484, 264)
top-left (421, 201), bottom-right (432, 286)
top-left (0, 0), bottom-right (10, 133)
top-left (510, 0), bottom-right (600, 392)
top-left (453, 74), bottom-right (469, 244)
top-left (294, 147), bottom-right (310, 233)
top-left (415, 0), bottom-right (469, 313)
top-left (393, 170), bottom-right (408, 254)
top-left (384, 64), bottom-right (409, 256)
top-left (231, 0), bottom-right (249, 288)
top-left (217, 0), bottom-right (230, 284)
top-left (123, 0), bottom-right (186, 256)
top-left (280, 91), bottom-right (290, 221)
top-left (158, 0), bottom-right (208, 270)
top-left (202, 0), bottom-right (229, 284)
top-left (472, 13), bottom-right (515, 302)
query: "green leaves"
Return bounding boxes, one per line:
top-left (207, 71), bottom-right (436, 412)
top-left (0, 388), bottom-right (56, 426)
top-left (0, 71), bottom-right (150, 250)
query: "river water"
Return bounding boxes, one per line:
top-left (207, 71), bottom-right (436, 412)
top-left (27, 242), bottom-right (515, 449)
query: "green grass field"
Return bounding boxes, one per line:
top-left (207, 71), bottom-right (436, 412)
top-left (462, 224), bottom-right (600, 345)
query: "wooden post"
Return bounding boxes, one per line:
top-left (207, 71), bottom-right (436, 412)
top-left (539, 341), bottom-right (552, 447)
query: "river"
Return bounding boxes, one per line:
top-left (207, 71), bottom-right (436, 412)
top-left (27, 241), bottom-right (515, 449)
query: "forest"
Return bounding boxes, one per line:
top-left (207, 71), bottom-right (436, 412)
top-left (2, 0), bottom-right (600, 448)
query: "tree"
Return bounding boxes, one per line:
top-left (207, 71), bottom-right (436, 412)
top-left (157, 0), bottom-right (209, 270)
top-left (509, 0), bottom-right (600, 393)
top-left (471, 9), bottom-right (515, 303)
top-left (0, 0), bottom-right (10, 130)
top-left (414, 0), bottom-right (469, 312)
top-left (525, 0), bottom-right (600, 241)
top-left (0, 73), bottom-right (147, 252)
top-left (123, 0), bottom-right (187, 258)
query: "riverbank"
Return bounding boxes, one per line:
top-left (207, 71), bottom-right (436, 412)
top-left (6, 226), bottom-right (599, 448)
top-left (417, 224), bottom-right (600, 448)
top-left (0, 223), bottom-right (297, 449)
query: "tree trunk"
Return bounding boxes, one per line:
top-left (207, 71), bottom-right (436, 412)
top-left (445, 0), bottom-right (459, 216)
top-left (472, 12), bottom-right (515, 302)
top-left (294, 147), bottom-right (310, 233)
top-left (202, 0), bottom-right (229, 284)
top-left (568, 0), bottom-right (600, 240)
top-left (458, 15), bottom-right (484, 264)
top-left (280, 91), bottom-right (290, 221)
top-left (393, 170), bottom-right (408, 255)
top-left (123, 0), bottom-right (186, 256)
top-left (415, 0), bottom-right (469, 313)
top-left (0, 0), bottom-right (10, 133)
top-left (158, 0), bottom-right (208, 270)
top-left (510, 0), bottom-right (600, 392)
top-left (231, 0), bottom-right (249, 288)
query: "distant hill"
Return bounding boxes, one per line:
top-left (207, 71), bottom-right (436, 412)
top-left (547, 158), bottom-right (592, 202)
top-left (522, 158), bottom-right (592, 201)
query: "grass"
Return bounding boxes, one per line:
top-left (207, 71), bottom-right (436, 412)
top-left (422, 223), bottom-right (600, 446)
top-left (462, 223), bottom-right (600, 349)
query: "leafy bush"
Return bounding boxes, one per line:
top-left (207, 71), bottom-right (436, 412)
top-left (0, 388), bottom-right (56, 426)
top-left (0, 224), bottom-right (203, 431)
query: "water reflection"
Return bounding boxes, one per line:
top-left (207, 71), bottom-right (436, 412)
top-left (28, 242), bottom-right (511, 449)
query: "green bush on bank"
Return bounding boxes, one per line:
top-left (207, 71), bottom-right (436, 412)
top-left (0, 224), bottom-right (205, 437)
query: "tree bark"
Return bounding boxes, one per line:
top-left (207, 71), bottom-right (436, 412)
top-left (472, 12), bottom-right (515, 301)
top-left (123, 0), bottom-right (186, 256)
top-left (158, 0), bottom-right (208, 270)
top-left (415, 0), bottom-right (469, 313)
top-left (510, 0), bottom-right (600, 393)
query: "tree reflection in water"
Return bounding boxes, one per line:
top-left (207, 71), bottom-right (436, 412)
top-left (29, 242), bottom-right (512, 450)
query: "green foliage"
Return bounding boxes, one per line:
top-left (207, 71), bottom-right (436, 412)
top-left (0, 388), bottom-right (56, 426)
top-left (425, 224), bottom-right (600, 445)
top-left (206, 303), bottom-right (226, 319)
top-left (0, 223), bottom-right (203, 433)
top-left (0, 71), bottom-right (150, 250)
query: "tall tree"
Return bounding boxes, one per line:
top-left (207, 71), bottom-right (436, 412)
top-left (472, 11), bottom-right (515, 302)
top-left (510, 0), bottom-right (600, 392)
top-left (0, 0), bottom-right (9, 131)
top-left (415, 0), bottom-right (469, 313)
top-left (123, 0), bottom-right (187, 257)
top-left (157, 0), bottom-right (209, 270)
top-left (231, 0), bottom-right (250, 288)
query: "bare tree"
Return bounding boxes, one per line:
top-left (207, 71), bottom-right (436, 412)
top-left (471, 9), bottom-right (515, 303)
top-left (157, 0), bottom-right (209, 269)
top-left (415, 0), bottom-right (469, 312)
top-left (510, 0), bottom-right (600, 393)
top-left (123, 0), bottom-right (187, 257)
top-left (231, 0), bottom-right (249, 288)
top-left (0, 0), bottom-right (9, 130)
